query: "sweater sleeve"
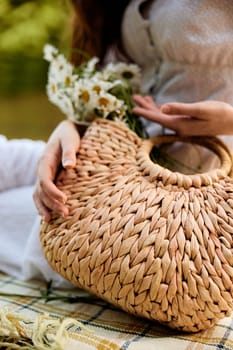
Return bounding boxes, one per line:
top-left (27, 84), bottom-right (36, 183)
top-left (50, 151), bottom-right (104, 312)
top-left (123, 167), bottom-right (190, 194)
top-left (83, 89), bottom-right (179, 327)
top-left (0, 135), bottom-right (45, 191)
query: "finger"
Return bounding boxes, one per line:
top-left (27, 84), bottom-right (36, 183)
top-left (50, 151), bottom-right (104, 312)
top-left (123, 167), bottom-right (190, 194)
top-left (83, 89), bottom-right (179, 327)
top-left (144, 95), bottom-right (158, 107)
top-left (61, 134), bottom-right (80, 169)
top-left (144, 95), bottom-right (155, 103)
top-left (37, 153), bottom-right (67, 204)
top-left (53, 121), bottom-right (80, 169)
top-left (133, 105), bottom-right (204, 135)
top-left (33, 195), bottom-right (52, 222)
top-left (133, 95), bottom-right (157, 110)
top-left (40, 174), bottom-right (67, 204)
top-left (132, 106), bottom-right (174, 127)
top-left (39, 190), bottom-right (69, 217)
top-left (161, 102), bottom-right (206, 118)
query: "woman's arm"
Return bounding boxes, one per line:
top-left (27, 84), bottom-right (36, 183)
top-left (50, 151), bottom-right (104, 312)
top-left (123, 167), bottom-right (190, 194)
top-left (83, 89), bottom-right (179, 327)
top-left (33, 120), bottom-right (81, 222)
top-left (133, 96), bottom-right (233, 136)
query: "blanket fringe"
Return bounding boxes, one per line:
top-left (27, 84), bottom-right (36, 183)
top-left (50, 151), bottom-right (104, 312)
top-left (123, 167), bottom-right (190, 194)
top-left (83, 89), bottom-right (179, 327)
top-left (0, 307), bottom-right (91, 349)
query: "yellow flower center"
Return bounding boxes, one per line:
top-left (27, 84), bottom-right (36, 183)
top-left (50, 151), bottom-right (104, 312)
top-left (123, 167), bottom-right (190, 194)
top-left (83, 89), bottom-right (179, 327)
top-left (81, 91), bottom-right (90, 102)
top-left (93, 85), bottom-right (101, 94)
top-left (99, 97), bottom-right (109, 106)
top-left (65, 76), bottom-right (71, 87)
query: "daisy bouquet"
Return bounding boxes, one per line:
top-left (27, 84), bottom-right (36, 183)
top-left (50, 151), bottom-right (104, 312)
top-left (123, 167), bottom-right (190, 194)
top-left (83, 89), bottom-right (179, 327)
top-left (43, 44), bottom-right (146, 138)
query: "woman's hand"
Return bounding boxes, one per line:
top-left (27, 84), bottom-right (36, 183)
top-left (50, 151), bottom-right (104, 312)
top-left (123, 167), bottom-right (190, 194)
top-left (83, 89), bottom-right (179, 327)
top-left (33, 120), bottom-right (80, 222)
top-left (133, 95), bottom-right (233, 136)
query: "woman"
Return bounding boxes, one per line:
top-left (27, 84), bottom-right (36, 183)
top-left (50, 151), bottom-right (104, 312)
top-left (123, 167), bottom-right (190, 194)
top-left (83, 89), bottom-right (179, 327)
top-left (2, 0), bottom-right (233, 284)
top-left (34, 0), bottom-right (233, 222)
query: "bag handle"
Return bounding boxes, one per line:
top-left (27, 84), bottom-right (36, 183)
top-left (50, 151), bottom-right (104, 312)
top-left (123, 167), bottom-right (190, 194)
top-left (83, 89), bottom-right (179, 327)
top-left (138, 135), bottom-right (233, 188)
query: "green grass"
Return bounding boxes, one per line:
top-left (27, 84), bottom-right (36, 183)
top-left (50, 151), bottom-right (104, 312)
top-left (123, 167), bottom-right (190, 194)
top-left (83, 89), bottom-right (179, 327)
top-left (0, 92), bottom-right (64, 140)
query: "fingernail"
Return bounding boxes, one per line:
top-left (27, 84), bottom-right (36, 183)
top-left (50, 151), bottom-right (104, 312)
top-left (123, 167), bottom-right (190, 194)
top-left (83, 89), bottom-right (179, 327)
top-left (161, 105), bottom-right (170, 113)
top-left (63, 160), bottom-right (74, 168)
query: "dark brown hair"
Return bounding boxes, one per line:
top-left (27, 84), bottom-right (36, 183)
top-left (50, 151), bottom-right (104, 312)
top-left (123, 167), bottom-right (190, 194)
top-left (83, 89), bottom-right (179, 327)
top-left (70, 0), bottom-right (130, 65)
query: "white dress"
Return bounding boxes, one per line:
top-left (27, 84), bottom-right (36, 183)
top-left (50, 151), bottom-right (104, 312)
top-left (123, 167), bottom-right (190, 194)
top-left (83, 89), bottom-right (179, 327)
top-left (0, 136), bottom-right (71, 287)
top-left (122, 0), bottom-right (233, 171)
top-left (1, 0), bottom-right (233, 286)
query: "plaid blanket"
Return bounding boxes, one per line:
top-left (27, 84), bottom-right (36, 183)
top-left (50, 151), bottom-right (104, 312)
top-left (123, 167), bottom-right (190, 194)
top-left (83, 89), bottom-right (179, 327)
top-left (0, 272), bottom-right (232, 350)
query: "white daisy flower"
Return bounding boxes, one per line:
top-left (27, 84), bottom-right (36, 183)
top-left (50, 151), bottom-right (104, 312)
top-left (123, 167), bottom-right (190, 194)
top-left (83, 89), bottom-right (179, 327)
top-left (82, 57), bottom-right (99, 78)
top-left (48, 57), bottom-right (76, 86)
top-left (43, 44), bottom-right (58, 62)
top-left (102, 62), bottom-right (141, 91)
top-left (94, 91), bottom-right (125, 118)
top-left (43, 43), bottom-right (144, 136)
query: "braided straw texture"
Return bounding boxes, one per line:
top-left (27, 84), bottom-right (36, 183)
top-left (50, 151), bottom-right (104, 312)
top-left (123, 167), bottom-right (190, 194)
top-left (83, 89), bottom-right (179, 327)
top-left (40, 119), bottom-right (233, 333)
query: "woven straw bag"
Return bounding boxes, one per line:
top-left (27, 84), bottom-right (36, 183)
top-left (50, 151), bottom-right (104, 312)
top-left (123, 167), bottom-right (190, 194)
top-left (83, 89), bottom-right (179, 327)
top-left (40, 118), bottom-right (233, 332)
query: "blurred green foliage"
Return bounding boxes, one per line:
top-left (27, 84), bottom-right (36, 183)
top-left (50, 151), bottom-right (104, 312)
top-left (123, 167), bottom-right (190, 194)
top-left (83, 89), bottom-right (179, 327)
top-left (0, 0), bottom-right (71, 95)
top-left (0, 0), bottom-right (70, 55)
top-left (0, 0), bottom-right (71, 139)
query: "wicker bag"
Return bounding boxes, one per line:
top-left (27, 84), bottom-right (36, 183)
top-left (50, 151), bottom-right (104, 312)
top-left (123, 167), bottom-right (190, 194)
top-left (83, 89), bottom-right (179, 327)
top-left (40, 118), bottom-right (233, 332)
